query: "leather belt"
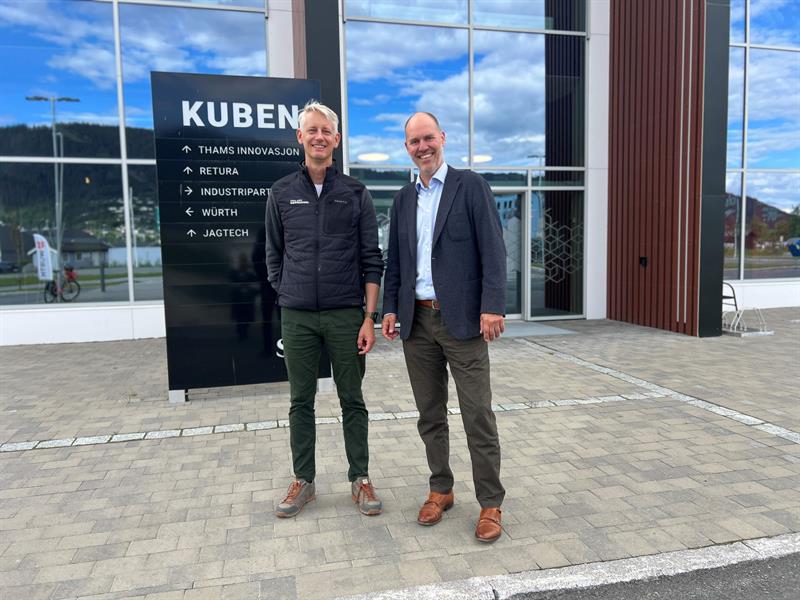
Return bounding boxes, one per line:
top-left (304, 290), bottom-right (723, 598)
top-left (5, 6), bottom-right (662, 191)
top-left (415, 299), bottom-right (440, 310)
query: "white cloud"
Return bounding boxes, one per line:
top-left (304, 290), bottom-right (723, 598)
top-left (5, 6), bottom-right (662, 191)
top-left (346, 0), bottom-right (467, 23)
top-left (346, 21), bottom-right (467, 82)
top-left (747, 171), bottom-right (800, 212)
top-left (745, 49), bottom-right (800, 166)
top-left (347, 24), bottom-right (558, 165)
top-left (48, 45), bottom-right (117, 90)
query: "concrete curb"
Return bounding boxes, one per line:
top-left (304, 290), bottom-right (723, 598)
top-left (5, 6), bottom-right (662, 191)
top-left (337, 533), bottom-right (800, 600)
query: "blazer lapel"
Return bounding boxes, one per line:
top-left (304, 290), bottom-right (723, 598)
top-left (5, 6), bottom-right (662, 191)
top-left (402, 185), bottom-right (417, 266)
top-left (432, 166), bottom-right (459, 247)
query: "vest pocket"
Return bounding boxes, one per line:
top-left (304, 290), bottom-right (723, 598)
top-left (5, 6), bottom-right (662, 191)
top-left (323, 197), bottom-right (355, 235)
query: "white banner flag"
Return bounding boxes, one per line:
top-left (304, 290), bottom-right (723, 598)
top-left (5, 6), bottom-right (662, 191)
top-left (33, 234), bottom-right (53, 281)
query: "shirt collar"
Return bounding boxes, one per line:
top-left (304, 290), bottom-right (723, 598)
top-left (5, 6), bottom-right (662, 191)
top-left (415, 162), bottom-right (448, 193)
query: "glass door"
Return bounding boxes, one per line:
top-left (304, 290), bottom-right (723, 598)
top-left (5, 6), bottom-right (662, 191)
top-left (529, 190), bottom-right (584, 318)
top-left (492, 191), bottom-right (524, 317)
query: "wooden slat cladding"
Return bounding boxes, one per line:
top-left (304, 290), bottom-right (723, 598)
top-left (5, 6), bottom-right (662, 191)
top-left (608, 0), bottom-right (706, 335)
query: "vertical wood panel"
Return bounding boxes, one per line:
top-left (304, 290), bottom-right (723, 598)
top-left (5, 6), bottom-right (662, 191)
top-left (608, 0), bottom-right (710, 335)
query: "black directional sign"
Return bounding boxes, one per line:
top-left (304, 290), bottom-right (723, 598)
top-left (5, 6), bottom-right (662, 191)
top-left (151, 72), bottom-right (328, 392)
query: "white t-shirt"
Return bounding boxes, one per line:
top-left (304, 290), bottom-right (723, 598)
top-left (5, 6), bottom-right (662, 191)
top-left (315, 183), bottom-right (323, 197)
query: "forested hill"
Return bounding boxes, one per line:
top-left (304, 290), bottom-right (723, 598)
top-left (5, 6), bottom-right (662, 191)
top-left (0, 123), bottom-right (155, 158)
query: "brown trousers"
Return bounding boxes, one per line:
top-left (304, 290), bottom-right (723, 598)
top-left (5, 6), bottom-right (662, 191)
top-left (402, 304), bottom-right (504, 508)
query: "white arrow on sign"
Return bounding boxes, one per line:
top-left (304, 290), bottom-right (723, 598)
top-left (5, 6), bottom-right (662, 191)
top-left (182, 145), bottom-right (191, 153)
top-left (185, 207), bottom-right (194, 217)
top-left (187, 229), bottom-right (196, 237)
top-left (183, 166), bottom-right (192, 174)
top-left (184, 185), bottom-right (193, 196)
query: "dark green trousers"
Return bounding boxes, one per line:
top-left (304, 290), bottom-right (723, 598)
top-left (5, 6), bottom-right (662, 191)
top-left (281, 307), bottom-right (369, 482)
top-left (402, 304), bottom-right (505, 508)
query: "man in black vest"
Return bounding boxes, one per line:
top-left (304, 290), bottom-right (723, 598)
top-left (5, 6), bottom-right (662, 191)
top-left (265, 101), bottom-right (384, 518)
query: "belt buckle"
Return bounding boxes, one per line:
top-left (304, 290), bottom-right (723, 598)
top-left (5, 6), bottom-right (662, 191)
top-left (431, 299), bottom-right (440, 310)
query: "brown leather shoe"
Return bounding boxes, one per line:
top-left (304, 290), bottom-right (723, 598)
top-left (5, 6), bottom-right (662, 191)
top-left (417, 491), bottom-right (454, 526)
top-left (475, 507), bottom-right (502, 542)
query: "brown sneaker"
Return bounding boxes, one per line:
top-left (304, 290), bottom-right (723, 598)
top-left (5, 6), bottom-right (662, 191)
top-left (417, 490), bottom-right (454, 526)
top-left (351, 477), bottom-right (382, 515)
top-left (475, 507), bottom-right (502, 542)
top-left (275, 479), bottom-right (315, 518)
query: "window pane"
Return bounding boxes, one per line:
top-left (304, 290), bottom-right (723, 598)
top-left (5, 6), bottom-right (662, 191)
top-left (730, 0), bottom-right (745, 43)
top-left (127, 165), bottom-right (162, 301)
top-left (531, 170), bottom-right (584, 187)
top-left (478, 171), bottom-right (527, 187)
top-left (120, 5), bottom-right (267, 158)
top-left (495, 192), bottom-right (522, 314)
top-left (346, 21), bottom-right (468, 166)
top-left (530, 191), bottom-right (583, 317)
top-left (0, 0), bottom-right (119, 157)
top-left (349, 168), bottom-right (411, 187)
top-left (181, 0), bottom-right (265, 7)
top-left (744, 172), bottom-right (800, 279)
top-left (750, 0), bottom-right (800, 48)
top-left (473, 31), bottom-right (584, 167)
top-left (746, 49), bottom-right (800, 168)
top-left (727, 47), bottom-right (744, 168)
top-left (345, 0), bottom-right (467, 24)
top-left (472, 0), bottom-right (585, 31)
top-left (365, 189), bottom-right (395, 315)
top-left (724, 172), bottom-right (743, 279)
top-left (0, 163), bottom-right (128, 306)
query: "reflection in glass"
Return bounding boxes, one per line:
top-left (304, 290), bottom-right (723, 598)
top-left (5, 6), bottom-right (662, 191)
top-left (744, 173), bottom-right (800, 279)
top-left (345, 0), bottom-right (467, 24)
top-left (349, 168), bottom-right (412, 187)
top-left (127, 165), bottom-right (162, 301)
top-left (0, 163), bottom-right (128, 305)
top-left (367, 189), bottom-right (398, 314)
top-left (746, 49), bottom-right (800, 168)
top-left (478, 171), bottom-right (527, 187)
top-left (530, 191), bottom-right (583, 317)
top-left (346, 21), bottom-right (468, 165)
top-left (473, 31), bottom-right (584, 167)
top-left (530, 171), bottom-right (584, 187)
top-left (0, 0), bottom-right (119, 157)
top-left (495, 192), bottom-right (522, 314)
top-left (724, 172), bottom-right (743, 279)
top-left (727, 47), bottom-right (744, 168)
top-left (730, 0), bottom-right (745, 43)
top-left (472, 0), bottom-right (586, 31)
top-left (181, 0), bottom-right (265, 6)
top-left (120, 4), bottom-right (267, 158)
top-left (750, 0), bottom-right (800, 48)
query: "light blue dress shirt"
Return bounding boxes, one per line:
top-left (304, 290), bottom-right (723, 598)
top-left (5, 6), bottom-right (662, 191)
top-left (415, 162), bottom-right (448, 300)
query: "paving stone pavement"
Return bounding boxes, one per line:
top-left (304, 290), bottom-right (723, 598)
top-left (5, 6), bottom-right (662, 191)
top-left (0, 308), bottom-right (798, 599)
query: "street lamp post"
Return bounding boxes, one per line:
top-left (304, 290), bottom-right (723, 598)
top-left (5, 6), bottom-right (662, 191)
top-left (25, 95), bottom-right (80, 287)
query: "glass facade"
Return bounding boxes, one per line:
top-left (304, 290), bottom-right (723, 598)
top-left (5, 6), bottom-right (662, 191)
top-left (2, 1), bottom-right (589, 318)
top-left (726, 0), bottom-right (800, 281)
top-left (345, 4), bottom-right (587, 318)
top-left (0, 0), bottom-right (268, 307)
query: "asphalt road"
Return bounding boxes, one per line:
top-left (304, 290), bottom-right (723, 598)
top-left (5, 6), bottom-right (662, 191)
top-left (514, 553), bottom-right (800, 600)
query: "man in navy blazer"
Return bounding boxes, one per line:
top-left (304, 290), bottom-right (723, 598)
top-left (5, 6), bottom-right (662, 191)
top-left (382, 112), bottom-right (507, 543)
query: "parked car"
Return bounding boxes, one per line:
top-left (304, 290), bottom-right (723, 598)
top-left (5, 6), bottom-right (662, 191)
top-left (0, 261), bottom-right (20, 273)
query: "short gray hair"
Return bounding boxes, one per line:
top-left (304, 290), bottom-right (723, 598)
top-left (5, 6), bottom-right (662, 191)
top-left (298, 100), bottom-right (339, 133)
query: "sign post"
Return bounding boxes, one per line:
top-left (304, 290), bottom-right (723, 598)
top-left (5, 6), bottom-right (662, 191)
top-left (151, 72), bottom-right (328, 401)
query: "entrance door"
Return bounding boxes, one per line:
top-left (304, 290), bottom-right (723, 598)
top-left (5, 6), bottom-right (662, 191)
top-left (529, 190), bottom-right (584, 318)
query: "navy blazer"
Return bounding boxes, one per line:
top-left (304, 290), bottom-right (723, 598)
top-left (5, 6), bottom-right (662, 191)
top-left (382, 165), bottom-right (506, 340)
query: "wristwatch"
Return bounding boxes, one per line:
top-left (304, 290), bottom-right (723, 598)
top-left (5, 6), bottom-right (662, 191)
top-left (364, 311), bottom-right (380, 322)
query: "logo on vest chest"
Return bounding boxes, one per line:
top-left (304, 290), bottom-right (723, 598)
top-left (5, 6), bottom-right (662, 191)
top-left (289, 199), bottom-right (309, 205)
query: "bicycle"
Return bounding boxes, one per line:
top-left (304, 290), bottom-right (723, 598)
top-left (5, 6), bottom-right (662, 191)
top-left (44, 265), bottom-right (81, 303)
